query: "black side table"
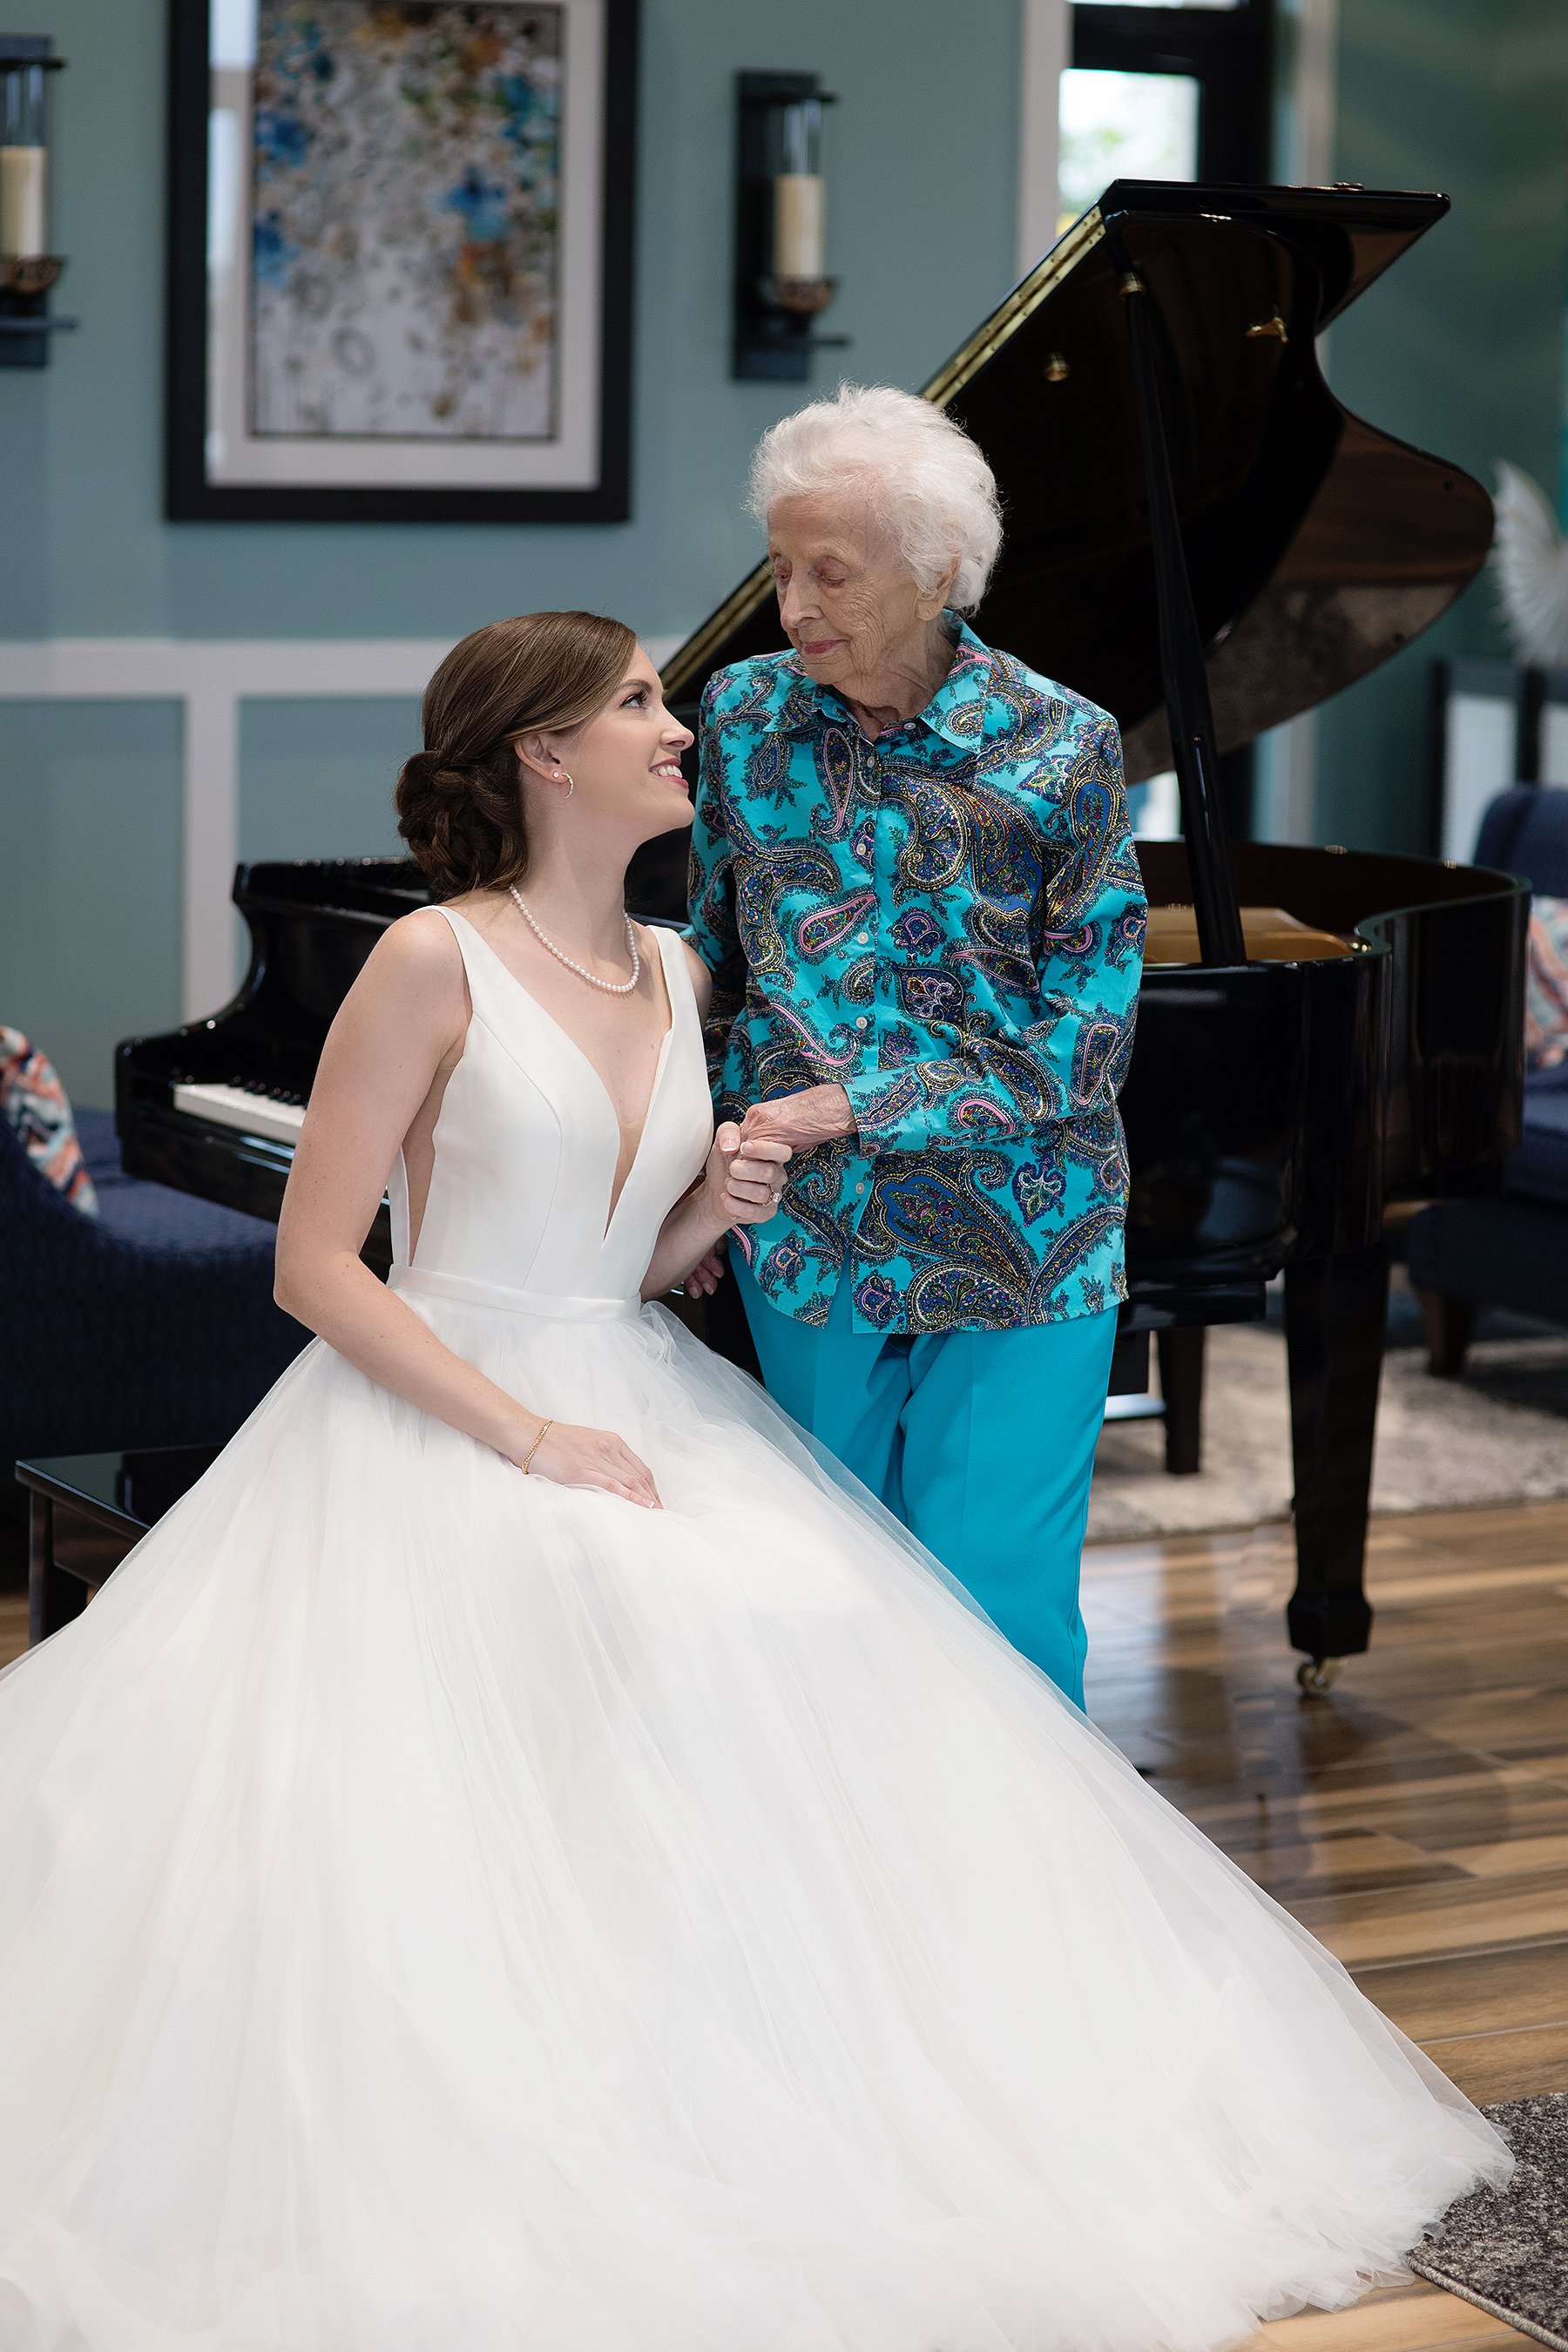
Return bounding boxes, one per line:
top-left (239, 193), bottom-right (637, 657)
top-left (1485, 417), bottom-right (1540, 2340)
top-left (14, 1447), bottom-right (220, 1646)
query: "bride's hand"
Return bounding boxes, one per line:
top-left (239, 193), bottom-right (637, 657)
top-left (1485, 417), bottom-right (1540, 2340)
top-left (683, 1242), bottom-right (727, 1298)
top-left (510, 1417), bottom-right (662, 1509)
top-left (704, 1122), bottom-right (790, 1228)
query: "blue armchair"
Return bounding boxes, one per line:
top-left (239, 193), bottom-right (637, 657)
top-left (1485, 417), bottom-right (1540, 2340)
top-left (1405, 784), bottom-right (1568, 1369)
top-left (2, 1105), bottom-right (309, 1487)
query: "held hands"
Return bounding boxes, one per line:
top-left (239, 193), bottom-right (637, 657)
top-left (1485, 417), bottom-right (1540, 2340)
top-left (703, 1122), bottom-right (792, 1229)
top-left (678, 1092), bottom-right (850, 1294)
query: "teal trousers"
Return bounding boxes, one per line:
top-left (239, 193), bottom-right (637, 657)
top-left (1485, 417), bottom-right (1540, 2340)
top-left (735, 1258), bottom-right (1118, 1707)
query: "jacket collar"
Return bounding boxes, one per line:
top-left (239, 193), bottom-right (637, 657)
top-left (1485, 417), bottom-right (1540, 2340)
top-left (766, 617), bottom-right (1002, 749)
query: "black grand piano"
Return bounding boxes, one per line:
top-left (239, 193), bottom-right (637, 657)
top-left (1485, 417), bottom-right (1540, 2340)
top-left (118, 181), bottom-right (1527, 1690)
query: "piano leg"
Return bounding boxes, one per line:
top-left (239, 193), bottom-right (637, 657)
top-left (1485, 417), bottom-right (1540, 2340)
top-left (1155, 1325), bottom-right (1205, 1475)
top-left (1282, 1243), bottom-right (1388, 1686)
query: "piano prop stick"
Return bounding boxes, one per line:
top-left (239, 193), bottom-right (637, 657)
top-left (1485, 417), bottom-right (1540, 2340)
top-left (119, 186), bottom-right (1531, 1692)
top-left (1107, 226), bottom-right (1246, 970)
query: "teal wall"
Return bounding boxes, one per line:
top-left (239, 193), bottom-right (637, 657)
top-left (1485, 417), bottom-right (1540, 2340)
top-left (232, 693), bottom-right (422, 993)
top-left (3, 0), bottom-right (1024, 645)
top-left (237, 700), bottom-right (417, 864)
top-left (0, 0), bottom-right (1024, 1104)
top-left (1315, 0), bottom-right (1568, 852)
top-left (0, 701), bottom-right (185, 1099)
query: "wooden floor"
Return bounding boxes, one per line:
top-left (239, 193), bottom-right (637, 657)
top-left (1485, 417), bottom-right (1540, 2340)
top-left (3, 1498), bottom-right (1565, 2347)
top-left (1081, 1498), bottom-right (1568, 2351)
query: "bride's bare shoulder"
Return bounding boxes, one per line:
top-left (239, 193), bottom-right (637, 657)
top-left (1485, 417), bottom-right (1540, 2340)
top-left (380, 903), bottom-right (463, 959)
top-left (348, 905), bottom-right (468, 1018)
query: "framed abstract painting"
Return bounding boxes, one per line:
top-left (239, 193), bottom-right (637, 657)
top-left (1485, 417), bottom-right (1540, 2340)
top-left (167, 0), bottom-right (638, 521)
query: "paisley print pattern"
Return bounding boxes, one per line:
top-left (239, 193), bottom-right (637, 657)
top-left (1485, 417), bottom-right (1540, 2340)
top-left (890, 908), bottom-right (941, 957)
top-left (687, 618), bottom-right (1146, 1334)
top-left (895, 967), bottom-right (965, 1026)
top-left (1012, 1150), bottom-right (1066, 1225)
top-left (793, 889), bottom-right (878, 964)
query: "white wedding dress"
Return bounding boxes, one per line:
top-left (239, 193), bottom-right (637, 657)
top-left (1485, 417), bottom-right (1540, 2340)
top-left (0, 909), bottom-right (1510, 2352)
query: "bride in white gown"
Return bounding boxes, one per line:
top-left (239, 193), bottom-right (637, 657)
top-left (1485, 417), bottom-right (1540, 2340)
top-left (0, 612), bottom-right (1510, 2352)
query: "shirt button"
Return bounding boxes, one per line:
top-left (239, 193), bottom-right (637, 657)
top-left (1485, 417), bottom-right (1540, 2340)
top-left (855, 1015), bottom-right (868, 1030)
top-left (855, 931), bottom-right (869, 946)
top-left (855, 1181), bottom-right (867, 1196)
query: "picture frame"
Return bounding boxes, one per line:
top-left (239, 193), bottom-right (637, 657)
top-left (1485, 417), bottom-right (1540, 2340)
top-left (166, 0), bottom-right (638, 523)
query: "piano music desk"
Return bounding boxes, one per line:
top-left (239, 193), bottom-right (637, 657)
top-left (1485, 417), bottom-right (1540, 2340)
top-left (1143, 905), bottom-right (1354, 966)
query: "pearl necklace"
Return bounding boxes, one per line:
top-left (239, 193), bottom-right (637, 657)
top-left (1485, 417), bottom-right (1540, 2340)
top-left (508, 886), bottom-right (641, 995)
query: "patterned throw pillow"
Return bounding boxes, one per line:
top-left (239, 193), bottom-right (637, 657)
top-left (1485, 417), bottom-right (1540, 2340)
top-left (1525, 896), bottom-right (1568, 1072)
top-left (0, 1026), bottom-right (99, 1213)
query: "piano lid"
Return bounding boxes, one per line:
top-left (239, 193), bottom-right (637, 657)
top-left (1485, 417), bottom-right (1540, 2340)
top-left (660, 182), bottom-right (1493, 784)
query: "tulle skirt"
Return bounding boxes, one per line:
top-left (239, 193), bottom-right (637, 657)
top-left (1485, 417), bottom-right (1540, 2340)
top-left (0, 1293), bottom-right (1511, 2352)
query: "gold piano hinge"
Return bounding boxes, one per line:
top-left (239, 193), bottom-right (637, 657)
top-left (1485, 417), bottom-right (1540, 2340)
top-left (918, 206), bottom-right (1106, 412)
top-left (1246, 313), bottom-right (1288, 342)
top-left (1044, 351), bottom-right (1070, 382)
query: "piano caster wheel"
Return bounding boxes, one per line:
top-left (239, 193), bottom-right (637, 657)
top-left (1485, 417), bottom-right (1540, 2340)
top-left (1296, 1656), bottom-right (1342, 1697)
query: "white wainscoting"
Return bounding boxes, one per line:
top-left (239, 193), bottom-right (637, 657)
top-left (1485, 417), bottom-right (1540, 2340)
top-left (0, 635), bottom-right (682, 1024)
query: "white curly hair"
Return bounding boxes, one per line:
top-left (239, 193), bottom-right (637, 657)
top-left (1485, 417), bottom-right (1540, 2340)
top-left (746, 382), bottom-right (1003, 614)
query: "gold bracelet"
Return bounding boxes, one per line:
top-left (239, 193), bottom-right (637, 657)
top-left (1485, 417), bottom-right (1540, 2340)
top-left (520, 1417), bottom-right (553, 1475)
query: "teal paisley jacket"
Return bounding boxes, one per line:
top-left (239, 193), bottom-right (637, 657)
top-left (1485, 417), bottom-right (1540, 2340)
top-left (686, 618), bottom-right (1146, 1335)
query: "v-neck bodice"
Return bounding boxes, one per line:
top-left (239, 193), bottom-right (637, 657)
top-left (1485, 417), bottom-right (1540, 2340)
top-left (387, 908), bottom-right (714, 1315)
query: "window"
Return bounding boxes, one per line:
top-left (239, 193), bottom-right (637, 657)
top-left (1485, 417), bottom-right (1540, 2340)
top-left (1058, 69), bottom-right (1200, 233)
top-left (1062, 0), bottom-right (1273, 201)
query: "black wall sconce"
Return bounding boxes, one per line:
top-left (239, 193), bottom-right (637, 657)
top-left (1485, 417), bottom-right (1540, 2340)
top-left (733, 71), bottom-right (848, 382)
top-left (1, 33), bottom-right (74, 368)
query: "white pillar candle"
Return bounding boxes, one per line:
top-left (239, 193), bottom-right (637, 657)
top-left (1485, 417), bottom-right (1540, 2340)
top-left (0, 145), bottom-right (47, 258)
top-left (773, 173), bottom-right (824, 279)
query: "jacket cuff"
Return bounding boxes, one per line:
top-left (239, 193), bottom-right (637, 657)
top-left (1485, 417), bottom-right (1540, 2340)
top-left (841, 1067), bottom-right (933, 1153)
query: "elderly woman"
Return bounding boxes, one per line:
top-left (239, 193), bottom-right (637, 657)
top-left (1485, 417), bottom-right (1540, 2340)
top-left (689, 383), bottom-right (1146, 1701)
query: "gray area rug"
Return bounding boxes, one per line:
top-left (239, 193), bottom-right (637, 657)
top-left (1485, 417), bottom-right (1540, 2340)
top-left (1087, 1327), bottom-right (1568, 1542)
top-left (1409, 2095), bottom-right (1568, 2351)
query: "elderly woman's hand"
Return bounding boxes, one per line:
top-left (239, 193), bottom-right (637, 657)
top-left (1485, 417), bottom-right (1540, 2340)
top-left (740, 1085), bottom-right (855, 1156)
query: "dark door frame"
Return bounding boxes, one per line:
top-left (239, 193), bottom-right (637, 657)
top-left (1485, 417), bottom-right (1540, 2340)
top-left (1069, 1), bottom-right (1276, 835)
top-left (1070, 3), bottom-right (1274, 185)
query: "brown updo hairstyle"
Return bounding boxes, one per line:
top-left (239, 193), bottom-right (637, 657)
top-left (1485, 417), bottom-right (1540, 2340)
top-left (396, 610), bottom-right (638, 898)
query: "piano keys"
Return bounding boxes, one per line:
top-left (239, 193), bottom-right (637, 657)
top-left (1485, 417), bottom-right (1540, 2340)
top-left (171, 1082), bottom-right (306, 1147)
